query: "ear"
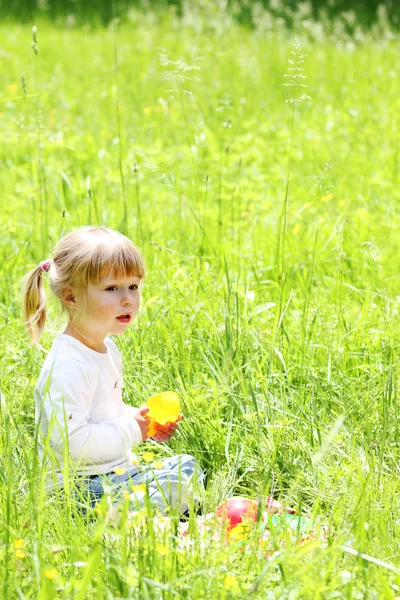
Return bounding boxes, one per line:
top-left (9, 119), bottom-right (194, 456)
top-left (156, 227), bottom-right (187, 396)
top-left (61, 286), bottom-right (77, 309)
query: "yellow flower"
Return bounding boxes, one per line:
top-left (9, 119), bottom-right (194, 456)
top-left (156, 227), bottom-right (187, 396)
top-left (224, 575), bottom-right (239, 591)
top-left (114, 467), bottom-right (126, 475)
top-left (292, 223), bottom-right (301, 235)
top-left (152, 461), bottom-right (164, 469)
top-left (15, 550), bottom-right (26, 559)
top-left (7, 83), bottom-right (18, 94)
top-left (144, 107), bottom-right (152, 114)
top-left (14, 539), bottom-right (24, 549)
top-left (339, 200), bottom-right (346, 207)
top-left (131, 457), bottom-right (140, 466)
top-left (141, 452), bottom-right (155, 463)
top-left (131, 483), bottom-right (146, 493)
top-left (156, 544), bottom-right (169, 556)
top-left (321, 193), bottom-right (333, 202)
top-left (122, 490), bottom-right (130, 500)
top-left (44, 568), bottom-right (59, 580)
top-left (95, 503), bottom-right (105, 515)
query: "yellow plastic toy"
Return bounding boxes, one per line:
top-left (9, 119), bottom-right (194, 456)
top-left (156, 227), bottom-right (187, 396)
top-left (146, 392), bottom-right (181, 437)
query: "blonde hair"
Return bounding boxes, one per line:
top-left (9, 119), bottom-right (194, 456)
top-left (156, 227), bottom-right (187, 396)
top-left (22, 226), bottom-right (145, 343)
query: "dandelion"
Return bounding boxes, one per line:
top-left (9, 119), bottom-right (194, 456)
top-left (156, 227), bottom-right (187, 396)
top-left (7, 83), bottom-right (18, 94)
top-left (224, 575), bottom-right (239, 591)
top-left (131, 483), bottom-right (146, 493)
top-left (114, 467), bottom-right (126, 475)
top-left (15, 550), bottom-right (26, 559)
top-left (95, 503), bottom-right (105, 516)
top-left (141, 452), bottom-right (155, 463)
top-left (152, 461), bottom-right (164, 469)
top-left (292, 224), bottom-right (301, 235)
top-left (14, 539), bottom-right (24, 549)
top-left (44, 568), bottom-right (59, 580)
top-left (156, 544), bottom-right (169, 556)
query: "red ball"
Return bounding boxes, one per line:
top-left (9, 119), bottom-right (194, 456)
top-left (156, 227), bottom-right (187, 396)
top-left (216, 497), bottom-right (259, 530)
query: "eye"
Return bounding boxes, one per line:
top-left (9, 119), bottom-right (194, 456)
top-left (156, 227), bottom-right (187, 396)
top-left (105, 286), bottom-right (117, 292)
top-left (130, 284), bottom-right (138, 291)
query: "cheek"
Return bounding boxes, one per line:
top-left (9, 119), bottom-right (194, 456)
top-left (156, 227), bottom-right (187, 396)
top-left (92, 296), bottom-right (115, 316)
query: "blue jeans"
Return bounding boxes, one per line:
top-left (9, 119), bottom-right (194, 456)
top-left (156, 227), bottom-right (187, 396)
top-left (75, 454), bottom-right (203, 515)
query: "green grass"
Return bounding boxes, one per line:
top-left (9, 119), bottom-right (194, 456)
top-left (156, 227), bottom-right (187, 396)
top-left (1, 7), bottom-right (400, 599)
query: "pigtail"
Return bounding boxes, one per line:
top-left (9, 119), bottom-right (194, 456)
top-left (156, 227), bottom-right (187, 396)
top-left (22, 264), bottom-right (48, 343)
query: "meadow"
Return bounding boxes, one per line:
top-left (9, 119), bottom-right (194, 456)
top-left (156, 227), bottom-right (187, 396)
top-left (0, 6), bottom-right (400, 598)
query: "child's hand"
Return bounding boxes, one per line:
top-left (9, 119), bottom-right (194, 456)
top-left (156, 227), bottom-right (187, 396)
top-left (150, 414), bottom-right (184, 442)
top-left (134, 406), bottom-right (151, 441)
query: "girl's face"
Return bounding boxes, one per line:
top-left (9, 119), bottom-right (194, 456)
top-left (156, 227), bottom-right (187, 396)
top-left (71, 272), bottom-right (142, 345)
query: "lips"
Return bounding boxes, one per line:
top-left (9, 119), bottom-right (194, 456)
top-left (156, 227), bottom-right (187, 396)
top-left (116, 313), bottom-right (132, 324)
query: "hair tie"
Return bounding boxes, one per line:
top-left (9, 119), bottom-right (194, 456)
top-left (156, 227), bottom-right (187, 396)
top-left (39, 259), bottom-right (52, 273)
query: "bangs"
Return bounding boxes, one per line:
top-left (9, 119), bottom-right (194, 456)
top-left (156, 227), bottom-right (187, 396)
top-left (79, 237), bottom-right (145, 285)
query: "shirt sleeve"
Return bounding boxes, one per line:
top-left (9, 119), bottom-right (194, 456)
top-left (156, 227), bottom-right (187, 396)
top-left (41, 358), bottom-right (142, 466)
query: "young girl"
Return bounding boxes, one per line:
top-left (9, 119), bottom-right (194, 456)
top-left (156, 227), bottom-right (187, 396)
top-left (22, 226), bottom-right (202, 515)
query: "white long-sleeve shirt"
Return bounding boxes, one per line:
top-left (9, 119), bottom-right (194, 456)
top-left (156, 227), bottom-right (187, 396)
top-left (34, 334), bottom-right (142, 486)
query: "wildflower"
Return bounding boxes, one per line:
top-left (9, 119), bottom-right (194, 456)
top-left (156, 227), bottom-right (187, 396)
top-left (152, 461), bottom-right (164, 469)
top-left (15, 550), bottom-right (26, 559)
top-left (292, 224), bottom-right (301, 235)
top-left (141, 452), bottom-right (155, 463)
top-left (114, 467), bottom-right (126, 475)
top-left (95, 503), bottom-right (105, 516)
top-left (224, 575), bottom-right (239, 591)
top-left (7, 83), bottom-right (18, 94)
top-left (156, 544), bottom-right (169, 556)
top-left (14, 539), bottom-right (24, 549)
top-left (131, 483), bottom-right (146, 493)
top-left (44, 568), bottom-right (59, 580)
top-left (321, 193), bottom-right (333, 202)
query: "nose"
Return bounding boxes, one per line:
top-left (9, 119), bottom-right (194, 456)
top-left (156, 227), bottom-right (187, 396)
top-left (122, 292), bottom-right (133, 306)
